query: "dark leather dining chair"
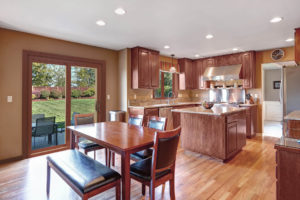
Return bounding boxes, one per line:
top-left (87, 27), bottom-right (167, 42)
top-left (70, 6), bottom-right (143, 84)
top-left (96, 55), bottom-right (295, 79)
top-left (130, 126), bottom-right (181, 200)
top-left (128, 114), bottom-right (144, 126)
top-left (74, 113), bottom-right (108, 163)
top-left (130, 116), bottom-right (167, 161)
top-left (32, 116), bottom-right (57, 148)
top-left (109, 114), bottom-right (145, 167)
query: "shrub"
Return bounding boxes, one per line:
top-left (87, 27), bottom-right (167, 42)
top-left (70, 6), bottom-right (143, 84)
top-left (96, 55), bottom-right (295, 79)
top-left (71, 89), bottom-right (81, 98)
top-left (82, 88), bottom-right (95, 97)
top-left (50, 90), bottom-right (61, 99)
top-left (61, 89), bottom-right (65, 98)
top-left (32, 94), bottom-right (36, 100)
top-left (40, 90), bottom-right (50, 99)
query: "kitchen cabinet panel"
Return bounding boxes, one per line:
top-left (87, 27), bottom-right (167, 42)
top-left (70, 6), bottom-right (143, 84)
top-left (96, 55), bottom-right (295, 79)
top-left (295, 28), bottom-right (300, 64)
top-left (227, 122), bottom-right (238, 156)
top-left (131, 47), bottom-right (160, 89)
top-left (178, 58), bottom-right (196, 90)
top-left (242, 51), bottom-right (256, 89)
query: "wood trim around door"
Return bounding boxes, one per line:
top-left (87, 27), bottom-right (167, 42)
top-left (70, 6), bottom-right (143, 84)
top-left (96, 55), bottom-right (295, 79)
top-left (22, 50), bottom-right (106, 158)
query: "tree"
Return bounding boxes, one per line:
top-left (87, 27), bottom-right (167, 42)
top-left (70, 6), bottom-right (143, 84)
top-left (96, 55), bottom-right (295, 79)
top-left (71, 67), bottom-right (95, 87)
top-left (32, 63), bottom-right (54, 86)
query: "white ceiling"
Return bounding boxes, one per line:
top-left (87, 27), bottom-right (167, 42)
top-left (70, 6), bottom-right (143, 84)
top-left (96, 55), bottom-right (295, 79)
top-left (0, 0), bottom-right (300, 58)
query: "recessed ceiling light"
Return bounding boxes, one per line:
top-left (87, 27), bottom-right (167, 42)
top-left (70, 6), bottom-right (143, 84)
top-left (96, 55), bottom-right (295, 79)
top-left (195, 54), bottom-right (200, 58)
top-left (206, 34), bottom-right (214, 39)
top-left (96, 20), bottom-right (106, 26)
top-left (164, 45), bottom-right (170, 49)
top-left (115, 8), bottom-right (126, 15)
top-left (286, 38), bottom-right (294, 42)
top-left (232, 48), bottom-right (238, 51)
top-left (270, 17), bottom-right (283, 23)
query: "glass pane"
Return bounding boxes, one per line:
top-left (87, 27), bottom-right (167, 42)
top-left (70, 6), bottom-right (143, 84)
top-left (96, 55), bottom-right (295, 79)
top-left (163, 72), bottom-right (173, 98)
top-left (70, 66), bottom-right (97, 125)
top-left (154, 72), bottom-right (162, 98)
top-left (31, 62), bottom-right (66, 150)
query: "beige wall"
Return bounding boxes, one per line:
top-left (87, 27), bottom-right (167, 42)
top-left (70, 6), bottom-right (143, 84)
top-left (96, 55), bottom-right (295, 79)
top-left (264, 69), bottom-right (281, 101)
top-left (0, 28), bottom-right (119, 160)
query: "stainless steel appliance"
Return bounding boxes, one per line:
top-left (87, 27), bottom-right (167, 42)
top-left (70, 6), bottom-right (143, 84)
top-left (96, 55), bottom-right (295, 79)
top-left (203, 64), bottom-right (242, 81)
top-left (209, 88), bottom-right (245, 103)
top-left (281, 65), bottom-right (300, 122)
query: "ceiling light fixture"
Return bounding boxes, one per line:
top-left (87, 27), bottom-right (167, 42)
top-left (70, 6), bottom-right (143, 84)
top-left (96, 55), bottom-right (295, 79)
top-left (270, 17), bottom-right (283, 23)
top-left (206, 34), bottom-right (214, 39)
top-left (164, 45), bottom-right (170, 49)
top-left (232, 48), bottom-right (238, 51)
top-left (195, 54), bottom-right (200, 58)
top-left (96, 20), bottom-right (106, 26)
top-left (114, 8), bottom-right (126, 15)
top-left (286, 38), bottom-right (294, 42)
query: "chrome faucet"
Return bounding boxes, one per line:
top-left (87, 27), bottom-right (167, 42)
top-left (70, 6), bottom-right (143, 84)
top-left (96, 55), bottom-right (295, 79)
top-left (167, 91), bottom-right (174, 105)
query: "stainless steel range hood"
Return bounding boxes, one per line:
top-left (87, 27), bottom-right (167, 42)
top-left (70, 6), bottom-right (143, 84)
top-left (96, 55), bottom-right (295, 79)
top-left (203, 64), bottom-right (242, 81)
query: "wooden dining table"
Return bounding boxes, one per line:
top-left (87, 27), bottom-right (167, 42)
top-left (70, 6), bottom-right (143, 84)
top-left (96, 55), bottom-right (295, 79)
top-left (67, 121), bottom-right (156, 200)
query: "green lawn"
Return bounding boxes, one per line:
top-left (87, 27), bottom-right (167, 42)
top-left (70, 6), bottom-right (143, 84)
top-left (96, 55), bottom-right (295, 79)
top-left (32, 99), bottom-right (96, 122)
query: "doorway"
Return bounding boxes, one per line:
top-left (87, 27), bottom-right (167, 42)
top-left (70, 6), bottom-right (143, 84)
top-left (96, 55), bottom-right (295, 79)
top-left (23, 51), bottom-right (106, 157)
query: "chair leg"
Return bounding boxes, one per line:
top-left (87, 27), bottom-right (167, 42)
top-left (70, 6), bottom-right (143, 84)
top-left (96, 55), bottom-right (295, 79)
top-left (150, 184), bottom-right (155, 200)
top-left (161, 183), bottom-right (166, 194)
top-left (142, 184), bottom-right (146, 195)
top-left (84, 149), bottom-right (88, 155)
top-left (55, 133), bottom-right (58, 145)
top-left (105, 148), bottom-right (109, 167)
top-left (93, 150), bottom-right (96, 160)
top-left (116, 179), bottom-right (120, 200)
top-left (169, 178), bottom-right (175, 200)
top-left (46, 162), bottom-right (50, 196)
top-left (111, 152), bottom-right (116, 167)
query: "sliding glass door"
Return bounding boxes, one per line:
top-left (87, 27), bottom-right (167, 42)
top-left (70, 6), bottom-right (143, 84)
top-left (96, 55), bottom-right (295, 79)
top-left (23, 51), bottom-right (106, 157)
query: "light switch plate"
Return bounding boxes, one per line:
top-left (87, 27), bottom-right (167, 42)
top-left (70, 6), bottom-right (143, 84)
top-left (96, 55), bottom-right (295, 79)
top-left (107, 95), bottom-right (110, 100)
top-left (195, 94), bottom-right (199, 97)
top-left (150, 94), bottom-right (153, 98)
top-left (133, 94), bottom-right (137, 99)
top-left (7, 96), bottom-right (12, 103)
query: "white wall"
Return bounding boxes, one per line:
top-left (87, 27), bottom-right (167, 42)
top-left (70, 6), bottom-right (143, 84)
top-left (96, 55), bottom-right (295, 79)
top-left (264, 69), bottom-right (281, 101)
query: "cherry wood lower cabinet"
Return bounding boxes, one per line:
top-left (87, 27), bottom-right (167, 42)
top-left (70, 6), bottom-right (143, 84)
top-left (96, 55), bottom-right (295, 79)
top-left (295, 28), bottom-right (300, 64)
top-left (175, 110), bottom-right (246, 161)
top-left (275, 139), bottom-right (300, 200)
top-left (287, 120), bottom-right (300, 139)
top-left (240, 105), bottom-right (257, 138)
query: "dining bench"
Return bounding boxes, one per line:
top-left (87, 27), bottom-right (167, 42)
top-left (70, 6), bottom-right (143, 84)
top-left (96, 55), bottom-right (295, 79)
top-left (46, 150), bottom-right (121, 200)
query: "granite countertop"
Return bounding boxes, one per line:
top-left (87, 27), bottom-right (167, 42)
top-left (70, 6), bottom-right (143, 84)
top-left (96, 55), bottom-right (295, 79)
top-left (239, 104), bottom-right (257, 107)
top-left (284, 111), bottom-right (300, 121)
top-left (275, 137), bottom-right (300, 150)
top-left (171, 104), bottom-right (246, 116)
top-left (128, 102), bottom-right (201, 109)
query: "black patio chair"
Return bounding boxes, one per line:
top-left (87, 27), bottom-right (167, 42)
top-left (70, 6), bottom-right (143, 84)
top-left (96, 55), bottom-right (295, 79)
top-left (32, 117), bottom-right (57, 148)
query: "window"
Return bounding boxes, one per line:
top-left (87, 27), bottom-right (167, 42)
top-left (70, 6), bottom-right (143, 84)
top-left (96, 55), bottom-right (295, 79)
top-left (154, 71), bottom-right (174, 98)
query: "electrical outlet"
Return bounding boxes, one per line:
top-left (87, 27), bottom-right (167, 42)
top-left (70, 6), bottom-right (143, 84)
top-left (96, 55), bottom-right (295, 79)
top-left (195, 94), bottom-right (199, 97)
top-left (7, 96), bottom-right (12, 103)
top-left (107, 95), bottom-right (110, 100)
top-left (178, 94), bottom-right (182, 98)
top-left (134, 94), bottom-right (137, 99)
top-left (150, 94), bottom-right (153, 98)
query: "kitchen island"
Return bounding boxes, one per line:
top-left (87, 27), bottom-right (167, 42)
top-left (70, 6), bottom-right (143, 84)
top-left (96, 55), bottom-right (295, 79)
top-left (172, 105), bottom-right (247, 161)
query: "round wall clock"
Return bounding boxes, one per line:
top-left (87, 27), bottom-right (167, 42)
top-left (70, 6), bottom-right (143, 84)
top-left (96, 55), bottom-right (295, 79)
top-left (271, 49), bottom-right (284, 61)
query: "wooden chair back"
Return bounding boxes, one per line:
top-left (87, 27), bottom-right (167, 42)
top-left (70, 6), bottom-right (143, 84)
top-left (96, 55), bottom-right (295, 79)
top-left (147, 116), bottom-right (167, 131)
top-left (74, 113), bottom-right (94, 125)
top-left (151, 126), bottom-right (181, 174)
top-left (128, 114), bottom-right (144, 126)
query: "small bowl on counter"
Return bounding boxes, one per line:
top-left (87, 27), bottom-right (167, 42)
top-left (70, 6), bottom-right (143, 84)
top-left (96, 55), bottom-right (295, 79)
top-left (202, 101), bottom-right (214, 109)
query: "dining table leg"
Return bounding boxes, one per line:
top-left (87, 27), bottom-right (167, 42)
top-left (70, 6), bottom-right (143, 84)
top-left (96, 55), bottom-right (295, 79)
top-left (70, 130), bottom-right (75, 149)
top-left (121, 151), bottom-right (131, 200)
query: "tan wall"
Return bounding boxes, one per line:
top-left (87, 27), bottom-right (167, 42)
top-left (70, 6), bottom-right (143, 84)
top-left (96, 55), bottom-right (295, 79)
top-left (0, 28), bottom-right (119, 160)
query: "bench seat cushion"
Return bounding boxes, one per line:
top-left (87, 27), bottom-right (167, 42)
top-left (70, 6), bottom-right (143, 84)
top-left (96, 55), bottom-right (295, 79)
top-left (130, 157), bottom-right (170, 181)
top-left (47, 150), bottom-right (120, 193)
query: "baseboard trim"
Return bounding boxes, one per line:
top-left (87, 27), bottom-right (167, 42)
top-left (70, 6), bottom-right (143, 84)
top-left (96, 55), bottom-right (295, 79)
top-left (0, 156), bottom-right (23, 164)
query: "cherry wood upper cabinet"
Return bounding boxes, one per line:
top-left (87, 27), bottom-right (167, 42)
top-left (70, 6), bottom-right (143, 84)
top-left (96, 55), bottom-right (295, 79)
top-left (131, 47), bottom-right (160, 89)
top-left (295, 28), bottom-right (300, 64)
top-left (241, 51), bottom-right (256, 89)
top-left (178, 58), bottom-right (195, 90)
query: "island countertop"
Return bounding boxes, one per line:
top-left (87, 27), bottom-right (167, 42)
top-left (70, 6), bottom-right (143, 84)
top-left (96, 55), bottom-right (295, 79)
top-left (172, 104), bottom-right (246, 116)
top-left (284, 110), bottom-right (300, 121)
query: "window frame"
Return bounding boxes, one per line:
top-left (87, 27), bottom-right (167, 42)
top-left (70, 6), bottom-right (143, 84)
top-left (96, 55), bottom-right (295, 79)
top-left (153, 71), bottom-right (176, 99)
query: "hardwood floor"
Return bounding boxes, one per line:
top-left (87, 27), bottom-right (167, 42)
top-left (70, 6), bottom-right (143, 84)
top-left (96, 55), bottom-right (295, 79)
top-left (0, 135), bottom-right (278, 200)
